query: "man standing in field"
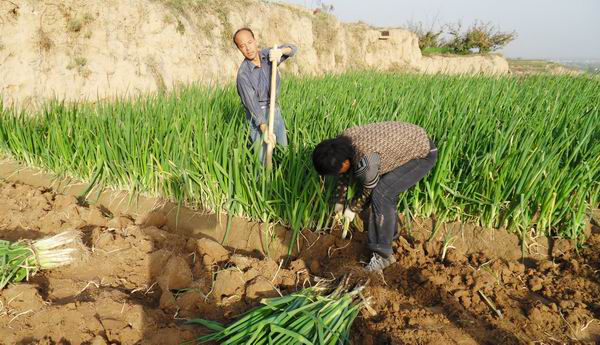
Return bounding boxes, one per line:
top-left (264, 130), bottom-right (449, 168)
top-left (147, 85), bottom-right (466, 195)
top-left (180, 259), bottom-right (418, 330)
top-left (312, 121), bottom-right (438, 272)
top-left (233, 28), bottom-right (297, 163)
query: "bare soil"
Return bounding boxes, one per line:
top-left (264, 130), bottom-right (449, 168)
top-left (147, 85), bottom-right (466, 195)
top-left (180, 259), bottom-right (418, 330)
top-left (1, 179), bottom-right (599, 345)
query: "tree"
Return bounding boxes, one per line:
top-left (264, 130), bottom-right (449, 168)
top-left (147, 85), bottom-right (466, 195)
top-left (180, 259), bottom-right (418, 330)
top-left (465, 21), bottom-right (517, 53)
top-left (445, 21), bottom-right (517, 54)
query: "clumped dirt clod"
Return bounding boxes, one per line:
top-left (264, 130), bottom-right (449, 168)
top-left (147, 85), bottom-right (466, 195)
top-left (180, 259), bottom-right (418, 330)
top-left (195, 237), bottom-right (230, 266)
top-left (157, 255), bottom-right (194, 290)
top-left (0, 179), bottom-right (599, 344)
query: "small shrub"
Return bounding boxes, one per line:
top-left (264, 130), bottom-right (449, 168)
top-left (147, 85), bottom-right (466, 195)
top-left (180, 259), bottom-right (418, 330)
top-left (465, 21), bottom-right (516, 53)
top-left (176, 19), bottom-right (185, 34)
top-left (405, 20), bottom-right (444, 50)
top-left (67, 18), bottom-right (83, 32)
top-left (37, 29), bottom-right (54, 52)
top-left (445, 22), bottom-right (470, 54)
top-left (445, 21), bottom-right (516, 54)
top-left (163, 14), bottom-right (175, 25)
top-left (66, 56), bottom-right (91, 78)
top-left (67, 56), bottom-right (87, 70)
top-left (66, 13), bottom-right (94, 33)
top-left (75, 57), bottom-right (87, 67)
top-left (407, 20), bottom-right (516, 55)
top-left (83, 13), bottom-right (95, 24)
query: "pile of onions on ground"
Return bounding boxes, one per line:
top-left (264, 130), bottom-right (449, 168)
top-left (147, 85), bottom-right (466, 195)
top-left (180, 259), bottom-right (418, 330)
top-left (0, 231), bottom-right (86, 289)
top-left (184, 276), bottom-right (375, 345)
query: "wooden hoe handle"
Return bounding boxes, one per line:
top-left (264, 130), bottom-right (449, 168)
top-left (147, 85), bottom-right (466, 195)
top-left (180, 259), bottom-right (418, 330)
top-left (265, 44), bottom-right (278, 170)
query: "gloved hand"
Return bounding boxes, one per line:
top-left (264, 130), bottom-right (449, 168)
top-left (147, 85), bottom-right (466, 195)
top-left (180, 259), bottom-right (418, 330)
top-left (340, 207), bottom-right (356, 239)
top-left (269, 48), bottom-right (283, 62)
top-left (343, 208), bottom-right (356, 223)
top-left (333, 203), bottom-right (344, 215)
top-left (263, 132), bottom-right (276, 146)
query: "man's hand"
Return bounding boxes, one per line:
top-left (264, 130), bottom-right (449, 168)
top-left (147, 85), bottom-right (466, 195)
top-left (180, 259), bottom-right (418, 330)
top-left (269, 48), bottom-right (283, 62)
top-left (343, 208), bottom-right (356, 223)
top-left (259, 123), bottom-right (268, 133)
top-left (263, 132), bottom-right (276, 146)
top-left (259, 123), bottom-right (276, 145)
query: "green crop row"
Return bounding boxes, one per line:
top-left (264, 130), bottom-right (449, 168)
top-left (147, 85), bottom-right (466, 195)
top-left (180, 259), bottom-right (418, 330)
top-left (0, 72), bottom-right (598, 247)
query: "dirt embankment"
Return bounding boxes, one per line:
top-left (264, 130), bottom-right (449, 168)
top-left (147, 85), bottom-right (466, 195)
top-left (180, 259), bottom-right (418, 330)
top-left (1, 178), bottom-right (599, 345)
top-left (0, 0), bottom-right (509, 109)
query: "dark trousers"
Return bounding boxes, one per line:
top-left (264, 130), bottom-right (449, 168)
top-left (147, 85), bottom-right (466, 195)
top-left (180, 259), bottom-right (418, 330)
top-left (367, 142), bottom-right (438, 257)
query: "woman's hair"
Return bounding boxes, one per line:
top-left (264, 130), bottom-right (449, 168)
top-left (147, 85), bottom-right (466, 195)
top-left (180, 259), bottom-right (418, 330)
top-left (312, 136), bottom-right (354, 175)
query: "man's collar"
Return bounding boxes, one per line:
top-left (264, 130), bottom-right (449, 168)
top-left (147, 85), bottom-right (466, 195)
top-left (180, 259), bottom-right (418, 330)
top-left (242, 49), bottom-right (267, 70)
top-left (243, 58), bottom-right (259, 70)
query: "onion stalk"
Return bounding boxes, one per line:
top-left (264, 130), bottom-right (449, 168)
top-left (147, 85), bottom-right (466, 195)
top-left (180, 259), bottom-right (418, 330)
top-left (0, 231), bottom-right (85, 289)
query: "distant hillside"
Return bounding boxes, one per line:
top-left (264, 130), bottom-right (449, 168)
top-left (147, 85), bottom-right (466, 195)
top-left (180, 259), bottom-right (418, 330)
top-left (507, 59), bottom-right (584, 76)
top-left (554, 59), bottom-right (600, 75)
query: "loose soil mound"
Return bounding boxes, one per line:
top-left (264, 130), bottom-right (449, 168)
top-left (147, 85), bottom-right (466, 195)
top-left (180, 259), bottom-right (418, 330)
top-left (0, 179), bottom-right (598, 344)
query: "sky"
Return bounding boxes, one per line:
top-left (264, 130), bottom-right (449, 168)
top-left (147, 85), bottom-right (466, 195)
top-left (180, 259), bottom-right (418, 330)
top-left (277, 0), bottom-right (600, 60)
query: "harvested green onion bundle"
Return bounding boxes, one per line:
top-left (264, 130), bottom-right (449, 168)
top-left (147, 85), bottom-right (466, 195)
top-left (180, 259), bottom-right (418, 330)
top-left (185, 278), bottom-right (371, 345)
top-left (0, 231), bottom-right (85, 289)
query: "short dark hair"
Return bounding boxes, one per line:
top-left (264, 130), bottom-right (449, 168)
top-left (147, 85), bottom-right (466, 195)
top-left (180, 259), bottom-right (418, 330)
top-left (312, 136), bottom-right (354, 175)
top-left (233, 27), bottom-right (254, 45)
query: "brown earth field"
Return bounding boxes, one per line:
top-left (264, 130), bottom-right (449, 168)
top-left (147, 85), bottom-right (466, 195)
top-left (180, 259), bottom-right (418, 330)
top-left (0, 178), bottom-right (599, 345)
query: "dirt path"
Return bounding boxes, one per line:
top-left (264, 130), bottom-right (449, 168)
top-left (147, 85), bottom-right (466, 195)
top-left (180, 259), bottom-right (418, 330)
top-left (0, 179), bottom-right (598, 344)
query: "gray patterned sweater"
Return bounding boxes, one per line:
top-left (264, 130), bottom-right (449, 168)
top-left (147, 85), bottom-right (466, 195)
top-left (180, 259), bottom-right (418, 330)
top-left (333, 121), bottom-right (432, 211)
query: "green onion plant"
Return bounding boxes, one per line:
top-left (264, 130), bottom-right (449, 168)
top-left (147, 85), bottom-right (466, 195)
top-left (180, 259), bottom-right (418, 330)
top-left (184, 277), bottom-right (369, 344)
top-left (0, 73), bottom-right (598, 247)
top-left (0, 231), bottom-right (85, 289)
